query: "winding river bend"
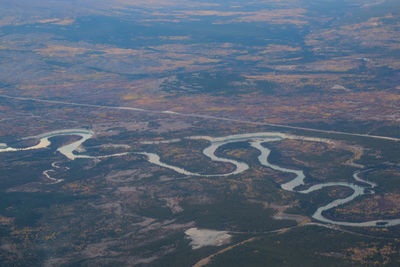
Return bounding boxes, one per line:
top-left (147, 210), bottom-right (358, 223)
top-left (1, 129), bottom-right (399, 227)
top-left (0, 129), bottom-right (128, 183)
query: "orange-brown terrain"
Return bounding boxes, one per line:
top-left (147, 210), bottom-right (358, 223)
top-left (0, 0), bottom-right (399, 266)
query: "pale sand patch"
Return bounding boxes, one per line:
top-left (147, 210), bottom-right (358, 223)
top-left (164, 197), bottom-right (183, 213)
top-left (331, 84), bottom-right (350, 91)
top-left (185, 228), bottom-right (231, 249)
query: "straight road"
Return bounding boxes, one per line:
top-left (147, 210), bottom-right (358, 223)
top-left (1, 94), bottom-right (399, 142)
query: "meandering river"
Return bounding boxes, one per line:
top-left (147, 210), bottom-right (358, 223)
top-left (1, 129), bottom-right (399, 227)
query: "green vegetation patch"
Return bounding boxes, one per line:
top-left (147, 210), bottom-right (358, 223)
top-left (179, 196), bottom-right (296, 232)
top-left (161, 72), bottom-right (276, 96)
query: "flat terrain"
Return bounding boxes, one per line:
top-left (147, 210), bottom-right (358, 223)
top-left (0, 0), bottom-right (399, 266)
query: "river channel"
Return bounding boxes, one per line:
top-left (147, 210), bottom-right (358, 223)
top-left (1, 129), bottom-right (399, 227)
